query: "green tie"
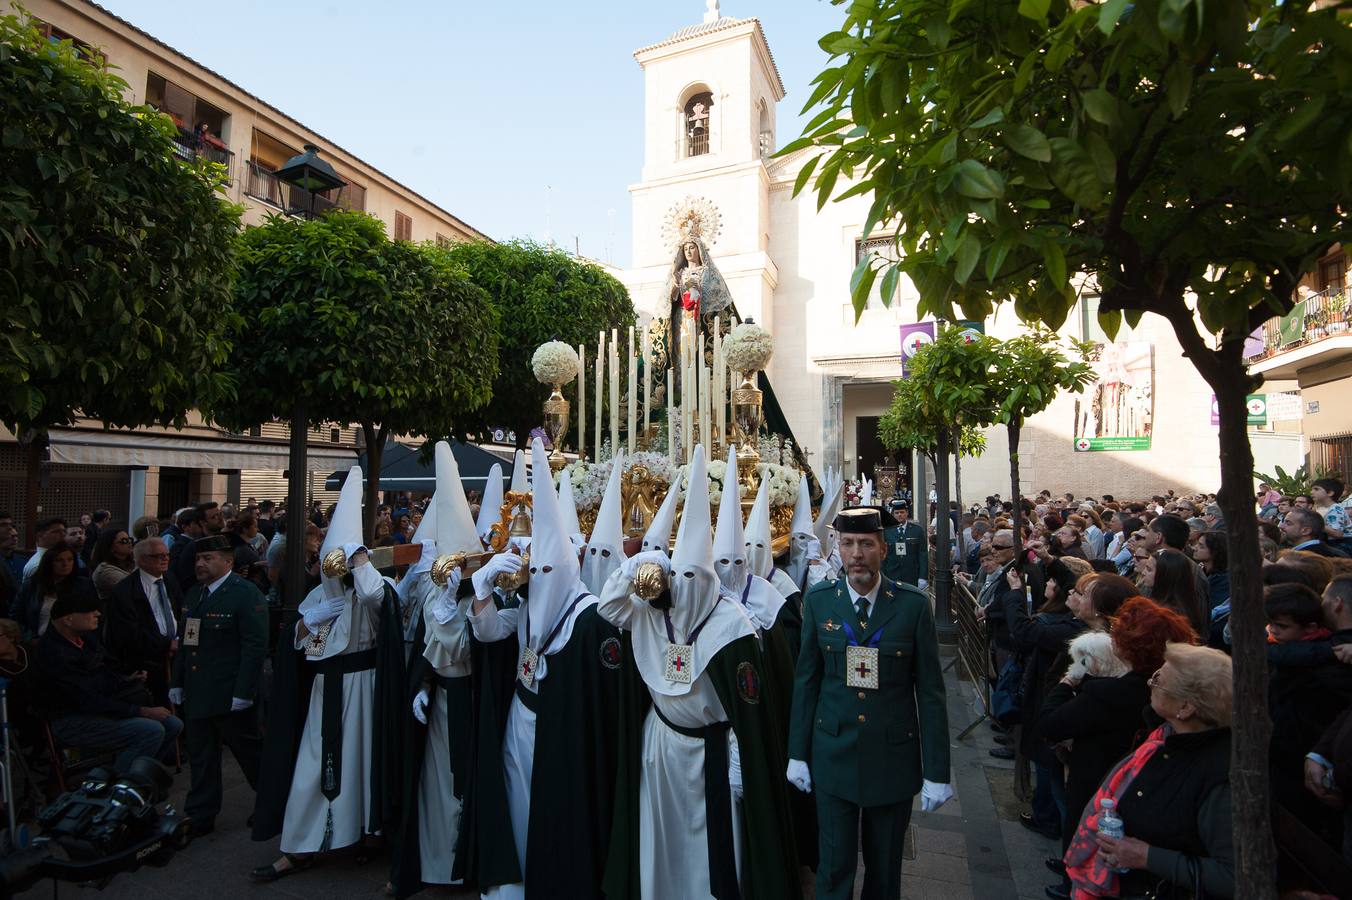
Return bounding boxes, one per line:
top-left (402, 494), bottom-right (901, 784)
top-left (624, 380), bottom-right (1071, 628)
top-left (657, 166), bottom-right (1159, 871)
top-left (855, 596), bottom-right (870, 626)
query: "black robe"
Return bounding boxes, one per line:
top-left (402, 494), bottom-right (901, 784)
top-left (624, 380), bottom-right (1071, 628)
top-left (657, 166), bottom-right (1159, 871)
top-left (390, 580), bottom-right (474, 899)
top-left (251, 582), bottom-right (406, 842)
top-left (759, 609), bottom-right (816, 872)
top-left (454, 597), bottom-right (622, 898)
top-left (604, 631), bottom-right (800, 900)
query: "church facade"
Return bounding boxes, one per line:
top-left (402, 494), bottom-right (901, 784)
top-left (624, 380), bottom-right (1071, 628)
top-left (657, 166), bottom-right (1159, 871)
top-left (616, 7), bottom-right (1301, 500)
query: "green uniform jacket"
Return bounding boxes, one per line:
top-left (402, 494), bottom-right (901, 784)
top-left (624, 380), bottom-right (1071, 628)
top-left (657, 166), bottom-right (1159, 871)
top-left (172, 573), bottom-right (268, 721)
top-left (788, 575), bottom-right (949, 807)
top-left (881, 521), bottom-right (927, 586)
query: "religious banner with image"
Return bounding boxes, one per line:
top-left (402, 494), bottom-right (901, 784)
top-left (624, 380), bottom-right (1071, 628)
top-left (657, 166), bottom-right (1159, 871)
top-left (898, 321), bottom-right (935, 378)
top-left (1072, 342), bottom-right (1154, 451)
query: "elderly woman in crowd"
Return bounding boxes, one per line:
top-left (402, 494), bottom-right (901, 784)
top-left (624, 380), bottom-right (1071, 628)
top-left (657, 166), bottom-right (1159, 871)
top-left (89, 527), bottom-right (136, 600)
top-left (1065, 642), bottom-right (1233, 898)
top-left (1038, 595), bottom-right (1197, 898)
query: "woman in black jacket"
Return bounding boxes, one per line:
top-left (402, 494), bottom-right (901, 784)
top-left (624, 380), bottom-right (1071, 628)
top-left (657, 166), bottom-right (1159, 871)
top-left (1002, 556), bottom-right (1091, 841)
top-left (10, 541), bottom-right (98, 642)
top-left (1039, 596), bottom-right (1198, 899)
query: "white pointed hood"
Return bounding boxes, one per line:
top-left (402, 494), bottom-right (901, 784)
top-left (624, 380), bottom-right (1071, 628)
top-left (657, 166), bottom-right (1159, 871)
top-left (744, 474), bottom-right (774, 580)
top-left (476, 463), bottom-right (504, 546)
top-left (641, 469), bottom-right (680, 556)
top-left (557, 469), bottom-right (581, 539)
top-left (320, 466), bottom-right (365, 599)
top-left (861, 475), bottom-right (873, 507)
top-left (527, 437), bottom-right (589, 659)
top-left (581, 453), bottom-right (626, 594)
top-left (814, 475), bottom-right (844, 546)
top-left (509, 449), bottom-right (528, 494)
top-left (712, 445), bottom-right (747, 593)
top-left (631, 443), bottom-right (754, 697)
top-left (435, 441), bottom-right (483, 557)
top-left (398, 496), bottom-right (437, 607)
top-left (785, 471), bottom-right (815, 588)
top-left (790, 473), bottom-right (814, 537)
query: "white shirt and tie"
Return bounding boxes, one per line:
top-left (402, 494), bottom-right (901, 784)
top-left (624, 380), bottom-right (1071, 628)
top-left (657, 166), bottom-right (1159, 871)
top-left (845, 575), bottom-right (882, 626)
top-left (138, 568), bottom-right (179, 638)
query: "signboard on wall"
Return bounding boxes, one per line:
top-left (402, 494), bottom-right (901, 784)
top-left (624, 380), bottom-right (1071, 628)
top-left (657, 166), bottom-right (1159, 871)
top-left (898, 322), bottom-right (935, 378)
top-left (1072, 342), bottom-right (1154, 452)
top-left (1210, 394), bottom-right (1270, 426)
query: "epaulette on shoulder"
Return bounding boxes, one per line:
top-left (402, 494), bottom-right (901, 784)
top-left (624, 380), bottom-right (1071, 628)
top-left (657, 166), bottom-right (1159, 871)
top-left (804, 578), bottom-right (838, 597)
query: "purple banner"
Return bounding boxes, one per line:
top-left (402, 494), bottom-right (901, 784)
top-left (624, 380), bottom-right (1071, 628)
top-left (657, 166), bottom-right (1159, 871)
top-left (899, 321), bottom-right (936, 378)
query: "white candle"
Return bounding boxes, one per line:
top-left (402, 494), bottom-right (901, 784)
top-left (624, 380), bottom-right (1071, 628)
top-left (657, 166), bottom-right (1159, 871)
top-left (643, 330), bottom-right (651, 444)
top-left (701, 360), bottom-right (711, 452)
top-left (666, 367), bottom-right (674, 463)
top-left (627, 325), bottom-right (636, 456)
top-left (713, 319), bottom-right (723, 450)
top-left (577, 343), bottom-right (585, 459)
top-left (595, 333), bottom-right (604, 462)
top-left (610, 330), bottom-right (619, 457)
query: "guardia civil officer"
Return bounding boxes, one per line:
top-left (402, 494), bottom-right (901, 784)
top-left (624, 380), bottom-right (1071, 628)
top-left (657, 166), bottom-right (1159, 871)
top-left (881, 499), bottom-right (927, 590)
top-left (170, 534), bottom-right (268, 836)
top-left (787, 506), bottom-right (952, 899)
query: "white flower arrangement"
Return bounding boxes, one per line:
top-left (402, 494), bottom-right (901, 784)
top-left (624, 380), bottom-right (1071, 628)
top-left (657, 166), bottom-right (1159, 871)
top-left (723, 323), bottom-right (774, 373)
top-left (531, 341), bottom-right (580, 386)
top-left (759, 462), bottom-right (800, 507)
top-left (675, 457), bottom-right (743, 508)
top-left (558, 452), bottom-right (679, 512)
top-left (626, 451), bottom-right (677, 485)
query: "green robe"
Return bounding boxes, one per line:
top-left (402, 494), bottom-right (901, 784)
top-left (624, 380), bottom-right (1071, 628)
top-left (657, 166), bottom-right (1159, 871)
top-left (604, 632), bottom-right (800, 900)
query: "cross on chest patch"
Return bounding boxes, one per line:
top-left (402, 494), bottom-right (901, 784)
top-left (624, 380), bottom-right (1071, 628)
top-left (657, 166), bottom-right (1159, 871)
top-left (845, 645), bottom-right (880, 690)
top-left (664, 643), bottom-right (693, 684)
top-left (518, 646), bottom-right (539, 689)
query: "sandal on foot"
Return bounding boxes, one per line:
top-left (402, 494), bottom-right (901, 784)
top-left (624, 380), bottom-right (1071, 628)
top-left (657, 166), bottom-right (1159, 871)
top-left (249, 853), bottom-right (313, 883)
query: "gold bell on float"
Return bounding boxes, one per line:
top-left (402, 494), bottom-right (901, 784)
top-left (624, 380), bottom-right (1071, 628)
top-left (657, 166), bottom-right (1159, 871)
top-left (430, 552), bottom-right (467, 588)
top-left (322, 548), bottom-right (350, 579)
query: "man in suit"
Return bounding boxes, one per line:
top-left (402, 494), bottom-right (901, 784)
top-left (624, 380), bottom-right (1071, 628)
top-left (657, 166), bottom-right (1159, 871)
top-left (788, 506), bottom-right (952, 900)
top-left (170, 535), bottom-right (268, 836)
top-left (168, 507), bottom-right (209, 592)
top-left (881, 500), bottom-right (928, 589)
top-left (1284, 507), bottom-right (1350, 558)
top-left (104, 537), bottom-right (181, 705)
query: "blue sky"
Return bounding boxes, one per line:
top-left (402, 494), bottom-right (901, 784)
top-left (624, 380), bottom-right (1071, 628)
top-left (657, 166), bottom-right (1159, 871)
top-left (98, 0), bottom-right (844, 267)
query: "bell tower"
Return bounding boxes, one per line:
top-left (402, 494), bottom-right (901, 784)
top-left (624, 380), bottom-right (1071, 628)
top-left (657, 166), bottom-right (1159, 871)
top-left (622, 3), bottom-right (785, 328)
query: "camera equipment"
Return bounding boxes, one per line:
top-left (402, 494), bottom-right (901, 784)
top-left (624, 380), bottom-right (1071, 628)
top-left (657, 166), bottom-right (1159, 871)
top-left (0, 757), bottom-right (187, 897)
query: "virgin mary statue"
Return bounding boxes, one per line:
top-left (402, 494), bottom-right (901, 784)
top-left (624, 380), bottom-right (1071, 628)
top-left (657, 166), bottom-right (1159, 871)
top-left (650, 234), bottom-right (733, 399)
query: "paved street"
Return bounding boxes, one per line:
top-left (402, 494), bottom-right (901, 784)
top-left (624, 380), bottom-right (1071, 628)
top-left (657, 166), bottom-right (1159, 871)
top-left (14, 650), bottom-right (1059, 900)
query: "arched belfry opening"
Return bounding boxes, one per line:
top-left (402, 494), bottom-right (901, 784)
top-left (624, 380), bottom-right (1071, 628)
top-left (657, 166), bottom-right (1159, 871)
top-left (683, 89), bottom-right (713, 158)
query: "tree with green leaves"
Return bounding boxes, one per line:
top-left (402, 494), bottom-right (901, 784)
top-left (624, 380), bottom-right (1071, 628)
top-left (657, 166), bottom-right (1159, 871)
top-left (445, 240), bottom-right (636, 447)
top-left (222, 211), bottom-right (499, 540)
top-left (1, 11), bottom-right (241, 531)
top-left (788, 0), bottom-right (1351, 890)
top-left (989, 329), bottom-right (1094, 555)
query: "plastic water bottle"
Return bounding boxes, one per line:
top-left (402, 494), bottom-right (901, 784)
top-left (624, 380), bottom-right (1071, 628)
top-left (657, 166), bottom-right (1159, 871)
top-left (1097, 798), bottom-right (1130, 874)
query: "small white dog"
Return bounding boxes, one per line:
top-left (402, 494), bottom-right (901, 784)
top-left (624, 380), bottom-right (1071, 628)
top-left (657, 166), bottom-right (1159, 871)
top-left (1064, 631), bottom-right (1130, 683)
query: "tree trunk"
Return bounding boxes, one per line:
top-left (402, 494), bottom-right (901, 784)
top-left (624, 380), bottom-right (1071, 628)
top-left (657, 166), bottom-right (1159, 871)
top-left (1007, 420), bottom-right (1023, 559)
top-left (933, 427), bottom-right (955, 641)
top-left (283, 401), bottom-right (309, 612)
top-left (952, 431), bottom-right (965, 558)
top-left (1212, 376), bottom-right (1277, 899)
top-left (361, 422), bottom-right (385, 545)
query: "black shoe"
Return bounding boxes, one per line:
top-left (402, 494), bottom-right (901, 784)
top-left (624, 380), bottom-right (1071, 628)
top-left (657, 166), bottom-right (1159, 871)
top-left (989, 746), bottom-right (1016, 760)
top-left (994, 733), bottom-right (1013, 746)
top-left (1044, 883), bottom-right (1071, 900)
top-left (1044, 857), bottom-right (1066, 876)
top-left (249, 854), bottom-right (314, 883)
top-left (188, 818), bottom-right (215, 837)
top-left (1019, 812), bottom-right (1059, 840)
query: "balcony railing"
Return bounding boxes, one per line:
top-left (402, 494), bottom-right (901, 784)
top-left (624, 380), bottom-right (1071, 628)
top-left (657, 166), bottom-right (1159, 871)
top-left (1246, 286), bottom-right (1352, 364)
top-left (243, 161), bottom-right (362, 217)
top-left (169, 129), bottom-right (233, 184)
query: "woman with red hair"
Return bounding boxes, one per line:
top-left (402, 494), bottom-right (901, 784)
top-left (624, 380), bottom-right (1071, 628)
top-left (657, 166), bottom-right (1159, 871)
top-left (1037, 597), bottom-right (1196, 899)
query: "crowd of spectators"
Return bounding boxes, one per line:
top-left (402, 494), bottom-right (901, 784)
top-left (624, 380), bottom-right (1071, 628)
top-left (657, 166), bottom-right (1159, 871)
top-left (952, 478), bottom-right (1352, 898)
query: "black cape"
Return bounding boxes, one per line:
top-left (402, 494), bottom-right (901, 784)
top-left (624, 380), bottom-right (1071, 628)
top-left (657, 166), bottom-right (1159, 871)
top-left (454, 597), bottom-right (622, 898)
top-left (251, 582), bottom-right (406, 842)
top-left (390, 580), bottom-right (474, 899)
top-left (604, 630), bottom-right (800, 900)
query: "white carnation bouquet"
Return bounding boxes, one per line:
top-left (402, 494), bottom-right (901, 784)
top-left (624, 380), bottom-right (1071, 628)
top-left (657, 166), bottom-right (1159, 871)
top-left (626, 450), bottom-right (677, 485)
top-left (532, 341), bottom-right (580, 386)
top-left (723, 323), bottom-right (774, 373)
top-left (675, 457), bottom-right (743, 508)
top-left (760, 462), bottom-right (800, 507)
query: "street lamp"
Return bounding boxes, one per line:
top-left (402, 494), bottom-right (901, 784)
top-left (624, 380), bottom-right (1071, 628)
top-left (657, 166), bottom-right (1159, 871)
top-left (272, 144), bottom-right (346, 609)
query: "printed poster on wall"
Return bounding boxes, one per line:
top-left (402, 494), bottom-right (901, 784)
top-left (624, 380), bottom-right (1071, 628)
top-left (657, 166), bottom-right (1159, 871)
top-left (1072, 342), bottom-right (1154, 452)
top-left (898, 322), bottom-right (935, 378)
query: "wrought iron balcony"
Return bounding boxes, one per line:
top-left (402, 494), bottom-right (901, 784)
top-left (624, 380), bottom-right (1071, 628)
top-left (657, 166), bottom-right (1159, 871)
top-left (1247, 285), bottom-right (1352, 379)
top-left (169, 128), bottom-right (234, 184)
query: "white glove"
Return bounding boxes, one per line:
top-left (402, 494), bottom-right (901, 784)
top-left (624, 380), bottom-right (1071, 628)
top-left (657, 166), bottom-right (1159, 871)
top-left (569, 533), bottom-right (587, 552)
top-left (168, 687), bottom-right (184, 706)
top-left (787, 759), bottom-right (812, 793)
top-left (230, 697), bottom-right (252, 712)
top-left (728, 736), bottom-right (743, 800)
top-left (472, 552), bottom-right (523, 599)
top-left (918, 578), bottom-right (929, 590)
top-left (622, 549), bottom-right (671, 581)
top-left (303, 595), bottom-right (347, 630)
top-left (412, 688), bottom-right (429, 725)
top-left (341, 542), bottom-right (367, 564)
top-left (920, 780), bottom-right (954, 812)
top-left (429, 583), bottom-right (460, 625)
top-left (805, 537), bottom-right (824, 563)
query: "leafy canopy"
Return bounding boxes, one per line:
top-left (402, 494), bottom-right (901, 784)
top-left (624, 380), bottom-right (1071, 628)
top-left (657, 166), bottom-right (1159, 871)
top-left (991, 328), bottom-right (1094, 428)
top-left (220, 211), bottom-right (499, 438)
top-left (878, 326), bottom-right (996, 458)
top-left (785, 0), bottom-right (1351, 349)
top-left (0, 11), bottom-right (241, 433)
top-left (445, 240), bottom-right (636, 445)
